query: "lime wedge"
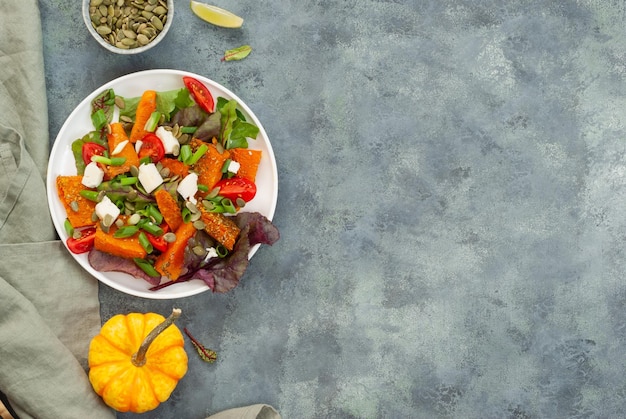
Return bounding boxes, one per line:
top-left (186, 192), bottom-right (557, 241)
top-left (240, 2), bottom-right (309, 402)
top-left (190, 1), bottom-right (244, 28)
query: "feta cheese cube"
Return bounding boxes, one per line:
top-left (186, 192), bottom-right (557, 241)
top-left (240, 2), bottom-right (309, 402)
top-left (95, 196), bottom-right (120, 226)
top-left (227, 160), bottom-right (240, 175)
top-left (81, 161), bottom-right (104, 188)
top-left (177, 172), bottom-right (198, 204)
top-left (155, 126), bottom-right (180, 156)
top-left (138, 163), bottom-right (163, 194)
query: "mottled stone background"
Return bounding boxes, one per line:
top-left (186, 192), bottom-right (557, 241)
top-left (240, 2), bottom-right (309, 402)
top-left (41, 0), bottom-right (626, 417)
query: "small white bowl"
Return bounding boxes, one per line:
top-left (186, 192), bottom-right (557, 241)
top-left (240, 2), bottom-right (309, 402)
top-left (83, 0), bottom-right (174, 55)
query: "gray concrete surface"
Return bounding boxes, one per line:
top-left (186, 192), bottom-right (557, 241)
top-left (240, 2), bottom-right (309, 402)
top-left (42, 1), bottom-right (626, 417)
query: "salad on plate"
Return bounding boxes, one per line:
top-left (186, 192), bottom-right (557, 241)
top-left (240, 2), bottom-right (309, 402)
top-left (54, 74), bottom-right (279, 294)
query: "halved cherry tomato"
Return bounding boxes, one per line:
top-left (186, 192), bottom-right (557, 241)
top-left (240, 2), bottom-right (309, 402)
top-left (214, 177), bottom-right (257, 202)
top-left (67, 227), bottom-right (96, 254)
top-left (138, 133), bottom-right (165, 163)
top-left (183, 76), bottom-right (215, 114)
top-left (82, 143), bottom-right (106, 166)
top-left (146, 224), bottom-right (169, 253)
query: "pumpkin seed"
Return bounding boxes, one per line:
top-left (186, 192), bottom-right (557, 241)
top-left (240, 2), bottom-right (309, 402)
top-left (115, 218), bottom-right (124, 228)
top-left (150, 15), bottom-right (163, 30)
top-left (96, 25), bottom-right (112, 36)
top-left (192, 245), bottom-right (206, 256)
top-left (163, 232), bottom-right (177, 242)
top-left (193, 220), bottom-right (206, 230)
top-left (128, 213), bottom-right (141, 225)
top-left (186, 201), bottom-right (199, 214)
top-left (103, 214), bottom-right (114, 227)
top-left (70, 200), bottom-right (79, 212)
top-left (137, 34), bottom-right (150, 45)
top-left (115, 96), bottom-right (126, 109)
top-left (90, 0), bottom-right (104, 6)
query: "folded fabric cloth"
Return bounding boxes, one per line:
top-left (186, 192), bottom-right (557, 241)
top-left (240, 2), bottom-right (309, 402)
top-left (0, 1), bottom-right (279, 418)
top-left (206, 404), bottom-right (280, 419)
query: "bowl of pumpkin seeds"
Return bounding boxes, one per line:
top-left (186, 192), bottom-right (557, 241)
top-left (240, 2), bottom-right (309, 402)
top-left (83, 0), bottom-right (173, 54)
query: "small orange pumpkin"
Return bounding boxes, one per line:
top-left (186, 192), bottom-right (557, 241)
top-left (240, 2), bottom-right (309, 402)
top-left (88, 308), bottom-right (188, 413)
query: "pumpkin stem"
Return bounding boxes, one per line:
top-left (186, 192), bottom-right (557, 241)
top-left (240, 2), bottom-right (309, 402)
top-left (132, 308), bottom-right (182, 367)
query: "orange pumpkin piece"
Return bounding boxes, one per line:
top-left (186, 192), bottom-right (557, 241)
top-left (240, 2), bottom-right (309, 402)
top-left (154, 221), bottom-right (197, 280)
top-left (198, 206), bottom-right (240, 251)
top-left (56, 175), bottom-right (97, 228)
top-left (94, 223), bottom-right (147, 259)
top-left (159, 157), bottom-right (189, 178)
top-left (229, 148), bottom-right (262, 182)
top-left (105, 122), bottom-right (140, 180)
top-left (129, 90), bottom-right (157, 143)
top-left (189, 139), bottom-right (230, 191)
top-left (154, 189), bottom-right (183, 232)
top-left (88, 309), bottom-right (188, 413)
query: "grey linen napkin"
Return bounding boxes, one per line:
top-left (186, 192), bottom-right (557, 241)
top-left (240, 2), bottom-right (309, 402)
top-left (0, 1), bottom-right (115, 418)
top-left (0, 1), bottom-right (280, 418)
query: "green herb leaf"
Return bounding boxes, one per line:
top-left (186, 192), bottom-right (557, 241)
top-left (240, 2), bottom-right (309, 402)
top-left (222, 45), bottom-right (252, 62)
top-left (91, 89), bottom-right (116, 129)
top-left (184, 328), bottom-right (217, 363)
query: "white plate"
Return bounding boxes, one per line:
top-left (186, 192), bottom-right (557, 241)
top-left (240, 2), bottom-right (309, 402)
top-left (46, 69), bottom-right (278, 299)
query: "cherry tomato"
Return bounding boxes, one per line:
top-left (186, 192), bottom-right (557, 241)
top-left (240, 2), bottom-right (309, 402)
top-left (66, 227), bottom-right (96, 254)
top-left (183, 76), bottom-right (215, 114)
top-left (214, 177), bottom-right (257, 202)
top-left (138, 133), bottom-right (165, 163)
top-left (82, 143), bottom-right (106, 166)
top-left (146, 224), bottom-right (169, 253)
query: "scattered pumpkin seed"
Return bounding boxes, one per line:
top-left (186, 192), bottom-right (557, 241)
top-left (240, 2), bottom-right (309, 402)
top-left (192, 245), bottom-right (206, 256)
top-left (70, 200), bottom-right (79, 212)
top-left (128, 213), bottom-right (141, 225)
top-left (163, 232), bottom-right (177, 242)
top-left (193, 220), bottom-right (206, 230)
top-left (115, 96), bottom-right (126, 109)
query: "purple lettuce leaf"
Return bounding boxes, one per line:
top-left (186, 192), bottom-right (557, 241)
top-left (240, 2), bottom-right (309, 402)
top-left (88, 249), bottom-right (161, 286)
top-left (153, 211), bottom-right (280, 293)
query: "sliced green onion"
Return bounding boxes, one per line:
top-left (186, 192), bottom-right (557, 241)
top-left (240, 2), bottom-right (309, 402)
top-left (148, 205), bottom-right (163, 225)
top-left (110, 156), bottom-right (127, 166)
top-left (119, 176), bottom-right (138, 186)
top-left (138, 232), bottom-right (153, 254)
top-left (221, 159), bottom-right (232, 173)
top-left (79, 190), bottom-right (100, 202)
top-left (144, 111), bottom-right (162, 132)
top-left (139, 156), bottom-right (152, 165)
top-left (133, 258), bottom-right (160, 277)
top-left (64, 219), bottom-right (74, 236)
top-left (91, 155), bottom-right (112, 165)
top-left (181, 207), bottom-right (192, 223)
top-left (140, 221), bottom-right (163, 236)
top-left (179, 144), bottom-right (192, 163)
top-left (180, 126), bottom-right (197, 134)
top-left (221, 198), bottom-right (237, 214)
top-left (113, 225), bottom-right (139, 238)
top-left (215, 244), bottom-right (228, 258)
top-left (91, 109), bottom-right (108, 131)
top-left (187, 144), bottom-right (209, 165)
top-left (197, 183), bottom-right (209, 192)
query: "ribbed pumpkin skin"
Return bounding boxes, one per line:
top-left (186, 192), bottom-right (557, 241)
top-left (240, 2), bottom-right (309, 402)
top-left (88, 312), bottom-right (188, 413)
